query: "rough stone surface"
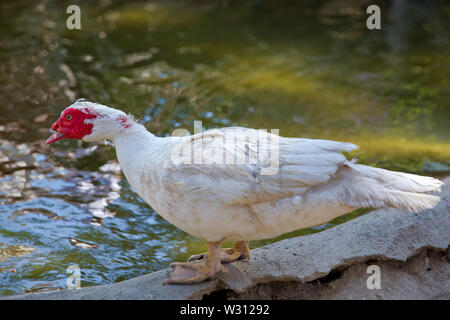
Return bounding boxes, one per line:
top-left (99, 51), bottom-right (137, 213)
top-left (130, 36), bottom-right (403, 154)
top-left (3, 177), bottom-right (450, 300)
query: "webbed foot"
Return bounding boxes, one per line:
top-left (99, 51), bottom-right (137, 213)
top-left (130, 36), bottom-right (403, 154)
top-left (187, 241), bottom-right (250, 263)
top-left (163, 240), bottom-right (227, 285)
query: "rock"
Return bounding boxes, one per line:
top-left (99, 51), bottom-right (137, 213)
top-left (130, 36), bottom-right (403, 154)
top-left (3, 177), bottom-right (450, 300)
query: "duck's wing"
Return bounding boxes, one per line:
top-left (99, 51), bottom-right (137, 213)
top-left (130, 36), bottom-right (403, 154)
top-left (165, 127), bottom-right (358, 205)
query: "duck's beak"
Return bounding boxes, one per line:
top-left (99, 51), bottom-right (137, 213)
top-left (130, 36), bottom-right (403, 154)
top-left (45, 131), bottom-right (66, 144)
top-left (45, 119), bottom-right (66, 145)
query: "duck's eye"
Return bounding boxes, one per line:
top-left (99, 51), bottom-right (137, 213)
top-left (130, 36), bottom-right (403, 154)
top-left (66, 114), bottom-right (72, 120)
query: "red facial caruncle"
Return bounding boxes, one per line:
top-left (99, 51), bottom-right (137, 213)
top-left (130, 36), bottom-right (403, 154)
top-left (45, 107), bottom-right (97, 144)
top-left (117, 115), bottom-right (132, 129)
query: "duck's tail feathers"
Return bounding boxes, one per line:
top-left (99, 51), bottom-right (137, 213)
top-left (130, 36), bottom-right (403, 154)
top-left (339, 163), bottom-right (444, 213)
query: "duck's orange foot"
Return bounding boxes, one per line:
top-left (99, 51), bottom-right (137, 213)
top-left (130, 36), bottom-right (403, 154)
top-left (163, 240), bottom-right (227, 285)
top-left (162, 260), bottom-right (227, 285)
top-left (188, 241), bottom-right (250, 264)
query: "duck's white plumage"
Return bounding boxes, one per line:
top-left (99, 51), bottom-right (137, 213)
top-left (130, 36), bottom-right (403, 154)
top-left (52, 100), bottom-right (444, 284)
top-left (107, 112), bottom-right (443, 242)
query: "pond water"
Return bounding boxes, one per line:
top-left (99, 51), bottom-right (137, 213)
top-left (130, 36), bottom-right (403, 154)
top-left (0, 0), bottom-right (449, 295)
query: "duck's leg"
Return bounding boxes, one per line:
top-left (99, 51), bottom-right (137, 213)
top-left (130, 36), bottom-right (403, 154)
top-left (188, 241), bottom-right (250, 263)
top-left (162, 240), bottom-right (227, 285)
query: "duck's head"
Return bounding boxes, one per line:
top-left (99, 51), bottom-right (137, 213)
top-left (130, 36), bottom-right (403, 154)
top-left (46, 99), bottom-right (137, 144)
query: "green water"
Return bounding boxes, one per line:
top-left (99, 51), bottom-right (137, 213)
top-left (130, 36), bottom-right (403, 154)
top-left (0, 0), bottom-right (449, 295)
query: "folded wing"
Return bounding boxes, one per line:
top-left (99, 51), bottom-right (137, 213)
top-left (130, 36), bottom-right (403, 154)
top-left (165, 127), bottom-right (358, 205)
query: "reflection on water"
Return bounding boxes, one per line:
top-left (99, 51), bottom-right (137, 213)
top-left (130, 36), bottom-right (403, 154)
top-left (0, 0), bottom-right (449, 295)
top-left (0, 243), bottom-right (35, 263)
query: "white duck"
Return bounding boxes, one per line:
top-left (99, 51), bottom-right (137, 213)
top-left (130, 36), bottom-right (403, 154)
top-left (46, 100), bottom-right (443, 284)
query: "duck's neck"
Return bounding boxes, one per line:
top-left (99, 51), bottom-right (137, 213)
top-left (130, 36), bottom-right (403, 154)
top-left (112, 124), bottom-right (159, 192)
top-left (113, 123), bottom-right (155, 150)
